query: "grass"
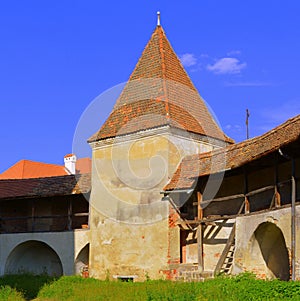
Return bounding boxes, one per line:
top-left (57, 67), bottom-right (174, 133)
top-left (0, 286), bottom-right (24, 301)
top-left (0, 274), bottom-right (55, 300)
top-left (1, 273), bottom-right (300, 301)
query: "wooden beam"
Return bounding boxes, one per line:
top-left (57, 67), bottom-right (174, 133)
top-left (1, 215), bottom-right (69, 220)
top-left (31, 199), bottom-right (35, 232)
top-left (274, 156), bottom-right (281, 208)
top-left (237, 200), bottom-right (246, 215)
top-left (275, 186), bottom-right (281, 208)
top-left (199, 194), bottom-right (244, 207)
top-left (291, 158), bottom-right (296, 281)
top-left (244, 196), bottom-right (250, 214)
top-left (197, 224), bottom-right (204, 272)
top-left (197, 191), bottom-right (203, 220)
top-left (197, 181), bottom-right (286, 208)
top-left (68, 199), bottom-right (72, 231)
top-left (244, 168), bottom-right (250, 214)
top-left (246, 185), bottom-right (274, 197)
top-left (185, 202), bottom-right (300, 224)
top-left (73, 212), bottom-right (89, 217)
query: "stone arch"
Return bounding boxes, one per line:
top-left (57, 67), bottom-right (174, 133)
top-left (5, 240), bottom-right (63, 276)
top-left (248, 222), bottom-right (290, 280)
top-left (74, 243), bottom-right (89, 275)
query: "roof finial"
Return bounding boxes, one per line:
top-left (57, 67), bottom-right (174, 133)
top-left (157, 11), bottom-right (161, 26)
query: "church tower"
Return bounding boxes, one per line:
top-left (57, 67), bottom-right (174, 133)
top-left (88, 13), bottom-right (233, 280)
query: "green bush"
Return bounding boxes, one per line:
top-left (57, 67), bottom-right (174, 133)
top-left (0, 286), bottom-right (25, 301)
top-left (0, 274), bottom-right (54, 300)
top-left (36, 274), bottom-right (300, 301)
top-left (196, 273), bottom-right (300, 301)
top-left (1, 273), bottom-right (300, 301)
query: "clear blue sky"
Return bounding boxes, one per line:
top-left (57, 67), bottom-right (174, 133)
top-left (1, 1), bottom-right (300, 173)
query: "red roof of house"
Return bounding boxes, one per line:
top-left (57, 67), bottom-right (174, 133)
top-left (0, 160), bottom-right (68, 180)
top-left (88, 25), bottom-right (233, 144)
top-left (164, 114), bottom-right (300, 191)
top-left (76, 157), bottom-right (91, 174)
top-left (0, 157), bottom-right (91, 180)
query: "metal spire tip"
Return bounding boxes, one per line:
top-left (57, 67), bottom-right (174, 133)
top-left (157, 11), bottom-right (161, 26)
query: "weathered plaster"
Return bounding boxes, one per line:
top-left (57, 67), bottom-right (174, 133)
top-left (89, 128), bottom-right (217, 280)
top-left (234, 205), bottom-right (300, 280)
top-left (0, 230), bottom-right (90, 276)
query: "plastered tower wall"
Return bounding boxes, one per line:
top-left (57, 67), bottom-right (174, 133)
top-left (89, 129), bottom-right (218, 280)
top-left (87, 17), bottom-right (232, 280)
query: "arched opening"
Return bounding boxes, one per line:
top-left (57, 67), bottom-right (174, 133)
top-left (250, 222), bottom-right (290, 280)
top-left (75, 244), bottom-right (89, 276)
top-left (5, 240), bottom-right (63, 276)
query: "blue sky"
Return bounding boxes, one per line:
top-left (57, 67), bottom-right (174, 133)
top-left (0, 1), bottom-right (300, 173)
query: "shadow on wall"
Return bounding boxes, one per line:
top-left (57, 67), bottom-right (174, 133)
top-left (253, 222), bottom-right (290, 281)
top-left (5, 240), bottom-right (63, 276)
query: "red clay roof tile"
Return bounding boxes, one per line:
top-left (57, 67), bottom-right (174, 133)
top-left (0, 160), bottom-right (68, 179)
top-left (76, 158), bottom-right (91, 174)
top-left (165, 114), bottom-right (300, 190)
top-left (0, 158), bottom-right (91, 180)
top-left (88, 25), bottom-right (233, 144)
top-left (0, 173), bottom-right (91, 200)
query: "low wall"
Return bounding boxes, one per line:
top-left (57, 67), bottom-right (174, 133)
top-left (0, 230), bottom-right (90, 276)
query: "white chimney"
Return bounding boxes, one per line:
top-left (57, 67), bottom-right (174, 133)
top-left (64, 154), bottom-right (77, 174)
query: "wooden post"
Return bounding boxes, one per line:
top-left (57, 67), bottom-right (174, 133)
top-left (274, 156), bottom-right (281, 208)
top-left (197, 224), bottom-right (204, 272)
top-left (196, 191), bottom-right (204, 272)
top-left (197, 191), bottom-right (203, 220)
top-left (244, 169), bottom-right (250, 214)
top-left (68, 199), bottom-right (72, 231)
top-left (244, 196), bottom-right (250, 214)
top-left (291, 158), bottom-right (296, 281)
top-left (275, 186), bottom-right (281, 208)
top-left (31, 199), bottom-right (35, 232)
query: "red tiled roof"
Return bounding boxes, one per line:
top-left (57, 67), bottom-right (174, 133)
top-left (76, 157), bottom-right (91, 174)
top-left (0, 158), bottom-right (92, 180)
top-left (0, 174), bottom-right (91, 200)
top-left (0, 160), bottom-right (68, 180)
top-left (164, 114), bottom-right (300, 191)
top-left (88, 25), bottom-right (233, 144)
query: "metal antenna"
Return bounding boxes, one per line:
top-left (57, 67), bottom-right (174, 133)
top-left (246, 108), bottom-right (250, 139)
top-left (157, 11), bottom-right (161, 26)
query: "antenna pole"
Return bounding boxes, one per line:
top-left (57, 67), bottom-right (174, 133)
top-left (246, 109), bottom-right (250, 139)
top-left (157, 11), bottom-right (161, 26)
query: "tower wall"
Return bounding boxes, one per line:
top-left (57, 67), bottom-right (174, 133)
top-left (89, 128), bottom-right (221, 280)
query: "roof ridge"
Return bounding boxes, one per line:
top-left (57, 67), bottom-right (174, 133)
top-left (223, 114), bottom-right (300, 152)
top-left (89, 23), bottom-right (233, 144)
top-left (164, 114), bottom-right (300, 190)
top-left (188, 114), bottom-right (300, 162)
top-left (113, 27), bottom-right (160, 109)
top-left (0, 173), bottom-right (92, 183)
top-left (158, 27), bottom-right (169, 120)
top-left (20, 159), bottom-right (63, 167)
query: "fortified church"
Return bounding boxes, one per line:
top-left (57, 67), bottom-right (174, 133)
top-left (0, 14), bottom-right (299, 281)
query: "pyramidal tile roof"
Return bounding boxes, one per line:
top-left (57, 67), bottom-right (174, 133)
top-left (88, 22), bottom-right (233, 144)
